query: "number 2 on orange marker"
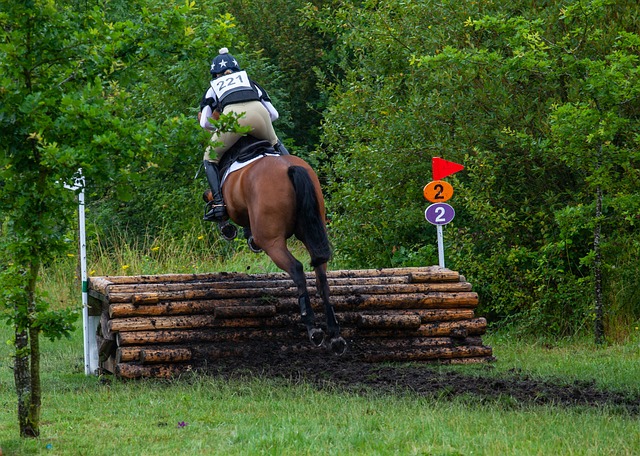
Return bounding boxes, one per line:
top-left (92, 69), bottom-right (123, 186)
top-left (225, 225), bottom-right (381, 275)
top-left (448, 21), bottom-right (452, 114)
top-left (423, 180), bottom-right (453, 203)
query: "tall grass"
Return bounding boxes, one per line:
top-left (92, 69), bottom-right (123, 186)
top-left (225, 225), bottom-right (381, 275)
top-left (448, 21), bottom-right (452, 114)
top-left (39, 224), bottom-right (322, 314)
top-left (603, 238), bottom-right (640, 343)
top-left (88, 225), bottom-right (299, 277)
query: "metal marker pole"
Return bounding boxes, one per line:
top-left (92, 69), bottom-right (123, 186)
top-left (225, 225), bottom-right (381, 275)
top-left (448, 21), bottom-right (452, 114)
top-left (436, 224), bottom-right (445, 268)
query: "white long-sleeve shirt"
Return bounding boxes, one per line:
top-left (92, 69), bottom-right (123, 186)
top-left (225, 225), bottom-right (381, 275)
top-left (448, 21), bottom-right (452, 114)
top-left (199, 77), bottom-right (278, 131)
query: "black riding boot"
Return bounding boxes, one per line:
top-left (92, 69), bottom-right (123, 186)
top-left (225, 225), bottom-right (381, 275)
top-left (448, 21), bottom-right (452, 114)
top-left (203, 160), bottom-right (237, 240)
top-left (274, 140), bottom-right (290, 155)
top-left (203, 160), bottom-right (226, 222)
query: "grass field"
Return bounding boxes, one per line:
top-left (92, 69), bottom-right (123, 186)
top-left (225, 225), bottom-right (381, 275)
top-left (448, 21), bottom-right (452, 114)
top-left (1, 321), bottom-right (639, 455)
top-left (1, 242), bottom-right (639, 455)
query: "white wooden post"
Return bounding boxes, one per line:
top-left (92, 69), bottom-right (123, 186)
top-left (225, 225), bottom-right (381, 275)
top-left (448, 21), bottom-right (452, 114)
top-left (65, 170), bottom-right (99, 375)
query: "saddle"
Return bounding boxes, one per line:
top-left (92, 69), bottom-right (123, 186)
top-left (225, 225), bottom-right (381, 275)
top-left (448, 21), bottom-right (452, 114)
top-left (218, 136), bottom-right (278, 177)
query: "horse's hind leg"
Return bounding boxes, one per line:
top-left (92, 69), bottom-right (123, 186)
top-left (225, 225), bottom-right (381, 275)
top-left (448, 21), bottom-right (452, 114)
top-left (290, 259), bottom-right (325, 346)
top-left (314, 264), bottom-right (347, 355)
top-left (261, 242), bottom-right (324, 346)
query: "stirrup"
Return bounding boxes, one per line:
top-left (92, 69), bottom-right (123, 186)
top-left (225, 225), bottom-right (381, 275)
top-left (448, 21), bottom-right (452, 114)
top-left (203, 200), bottom-right (226, 222)
top-left (217, 220), bottom-right (237, 241)
top-left (247, 236), bottom-right (262, 253)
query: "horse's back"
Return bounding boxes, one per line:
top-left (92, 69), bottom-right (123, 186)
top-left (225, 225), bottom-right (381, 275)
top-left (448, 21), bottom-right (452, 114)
top-left (260, 154), bottom-right (316, 176)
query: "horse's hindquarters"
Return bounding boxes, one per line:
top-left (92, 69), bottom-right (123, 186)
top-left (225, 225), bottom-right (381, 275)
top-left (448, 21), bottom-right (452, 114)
top-left (220, 154), bottom-right (343, 352)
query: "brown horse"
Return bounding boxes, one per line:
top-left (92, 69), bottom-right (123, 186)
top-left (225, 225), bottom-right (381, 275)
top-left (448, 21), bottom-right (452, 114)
top-left (211, 139), bottom-right (346, 355)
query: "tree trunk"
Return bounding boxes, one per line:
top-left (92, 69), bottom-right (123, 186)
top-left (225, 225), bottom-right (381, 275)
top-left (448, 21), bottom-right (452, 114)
top-left (13, 260), bottom-right (42, 438)
top-left (28, 324), bottom-right (41, 436)
top-left (594, 184), bottom-right (604, 344)
top-left (14, 328), bottom-right (36, 437)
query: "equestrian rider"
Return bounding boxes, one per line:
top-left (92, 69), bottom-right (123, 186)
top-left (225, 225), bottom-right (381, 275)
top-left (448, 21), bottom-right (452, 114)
top-left (198, 47), bottom-right (288, 225)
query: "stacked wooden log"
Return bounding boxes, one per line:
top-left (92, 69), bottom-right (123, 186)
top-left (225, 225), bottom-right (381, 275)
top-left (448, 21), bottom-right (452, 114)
top-left (88, 266), bottom-right (493, 379)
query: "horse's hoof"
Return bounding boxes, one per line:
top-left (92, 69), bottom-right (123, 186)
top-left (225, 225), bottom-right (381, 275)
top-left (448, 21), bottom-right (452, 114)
top-left (218, 221), bottom-right (237, 241)
top-left (308, 328), bottom-right (324, 347)
top-left (328, 337), bottom-right (347, 356)
top-left (247, 236), bottom-right (262, 253)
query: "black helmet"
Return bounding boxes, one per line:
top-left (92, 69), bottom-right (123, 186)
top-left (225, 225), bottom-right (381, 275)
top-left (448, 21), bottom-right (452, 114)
top-left (210, 47), bottom-right (240, 76)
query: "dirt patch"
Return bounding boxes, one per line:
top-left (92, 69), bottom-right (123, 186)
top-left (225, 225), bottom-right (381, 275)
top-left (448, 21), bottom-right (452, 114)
top-left (203, 341), bottom-right (640, 415)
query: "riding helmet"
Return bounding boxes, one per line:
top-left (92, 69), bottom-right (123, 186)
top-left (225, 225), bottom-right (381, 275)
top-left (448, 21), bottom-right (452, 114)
top-left (210, 47), bottom-right (241, 76)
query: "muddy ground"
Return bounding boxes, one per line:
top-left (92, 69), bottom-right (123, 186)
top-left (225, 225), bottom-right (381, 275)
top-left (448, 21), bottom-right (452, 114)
top-left (204, 341), bottom-right (639, 415)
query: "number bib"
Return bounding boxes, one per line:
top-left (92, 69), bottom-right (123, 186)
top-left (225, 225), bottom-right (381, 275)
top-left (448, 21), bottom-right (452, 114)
top-left (210, 71), bottom-right (253, 100)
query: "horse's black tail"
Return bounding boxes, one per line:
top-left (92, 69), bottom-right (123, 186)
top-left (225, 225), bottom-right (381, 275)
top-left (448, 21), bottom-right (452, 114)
top-left (287, 166), bottom-right (331, 267)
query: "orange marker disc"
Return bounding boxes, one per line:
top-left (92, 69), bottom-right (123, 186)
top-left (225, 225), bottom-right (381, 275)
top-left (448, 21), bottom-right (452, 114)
top-left (423, 180), bottom-right (454, 203)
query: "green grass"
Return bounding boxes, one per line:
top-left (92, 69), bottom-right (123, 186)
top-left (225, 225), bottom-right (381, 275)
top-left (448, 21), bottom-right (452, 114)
top-left (487, 331), bottom-right (640, 393)
top-left (1, 322), bottom-right (639, 455)
top-left (2, 239), bottom-right (639, 455)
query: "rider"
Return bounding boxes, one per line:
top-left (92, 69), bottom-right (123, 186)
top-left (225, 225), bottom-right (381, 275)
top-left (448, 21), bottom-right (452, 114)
top-left (198, 47), bottom-right (289, 228)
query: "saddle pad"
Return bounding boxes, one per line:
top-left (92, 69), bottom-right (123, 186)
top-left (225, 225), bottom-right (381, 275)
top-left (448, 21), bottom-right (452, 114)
top-left (222, 153), bottom-right (280, 186)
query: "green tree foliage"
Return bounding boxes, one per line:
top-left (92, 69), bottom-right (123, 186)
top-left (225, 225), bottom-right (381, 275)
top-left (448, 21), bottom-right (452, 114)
top-left (0, 0), bottom-right (236, 437)
top-left (222, 0), bottom-right (338, 152)
top-left (306, 0), bottom-right (640, 337)
top-left (84, 1), bottom-right (234, 241)
top-left (90, 3), bottom-right (294, 242)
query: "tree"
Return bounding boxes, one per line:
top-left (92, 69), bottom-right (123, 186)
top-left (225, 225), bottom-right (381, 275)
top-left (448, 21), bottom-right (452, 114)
top-left (307, 0), bottom-right (640, 336)
top-left (0, 0), bottom-right (231, 437)
top-left (457, 0), bottom-right (640, 341)
top-left (224, 0), bottom-right (339, 151)
top-left (546, 1), bottom-right (640, 342)
top-left (85, 4), bottom-right (293, 243)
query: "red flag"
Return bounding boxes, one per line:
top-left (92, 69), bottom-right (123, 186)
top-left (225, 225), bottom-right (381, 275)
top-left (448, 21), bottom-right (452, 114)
top-left (432, 157), bottom-right (464, 180)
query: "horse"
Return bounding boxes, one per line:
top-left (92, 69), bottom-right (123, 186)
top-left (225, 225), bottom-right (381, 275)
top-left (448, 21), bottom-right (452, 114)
top-left (205, 137), bottom-right (347, 355)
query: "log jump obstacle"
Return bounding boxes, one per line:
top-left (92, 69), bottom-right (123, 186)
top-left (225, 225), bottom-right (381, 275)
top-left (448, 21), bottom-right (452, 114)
top-left (88, 266), bottom-right (493, 379)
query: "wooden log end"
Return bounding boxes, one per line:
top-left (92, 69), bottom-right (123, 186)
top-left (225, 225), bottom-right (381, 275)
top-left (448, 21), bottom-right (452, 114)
top-left (88, 277), bottom-right (115, 296)
top-left (100, 356), bottom-right (117, 375)
top-left (116, 347), bottom-right (140, 364)
top-left (98, 338), bottom-right (116, 363)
